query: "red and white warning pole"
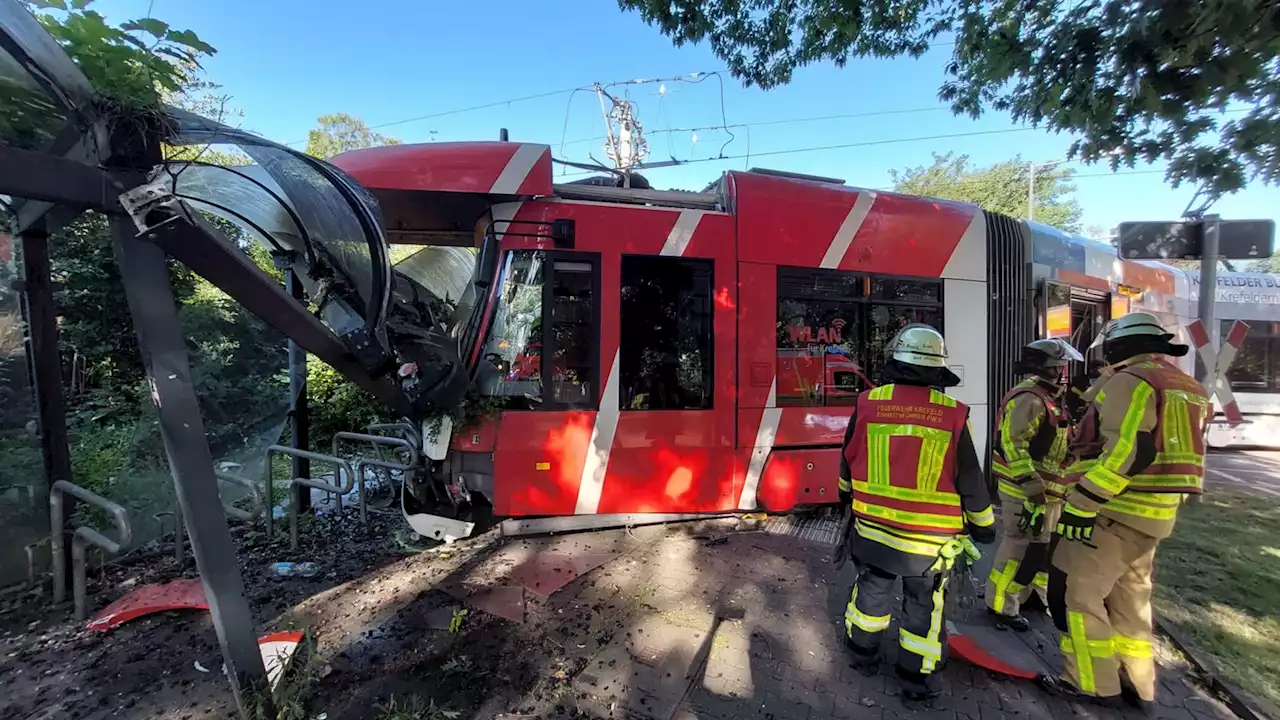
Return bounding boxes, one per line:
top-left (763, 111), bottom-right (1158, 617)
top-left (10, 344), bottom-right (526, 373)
top-left (1186, 318), bottom-right (1250, 425)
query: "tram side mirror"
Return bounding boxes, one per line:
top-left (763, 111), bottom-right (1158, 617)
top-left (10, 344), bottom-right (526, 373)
top-left (552, 219), bottom-right (575, 249)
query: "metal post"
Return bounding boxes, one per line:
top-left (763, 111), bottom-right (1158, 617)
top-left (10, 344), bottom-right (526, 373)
top-left (110, 216), bottom-right (268, 714)
top-left (1197, 215), bottom-right (1221, 384)
top-left (18, 225), bottom-right (75, 589)
top-left (287, 271), bottom-right (310, 513)
top-left (1027, 163), bottom-right (1037, 221)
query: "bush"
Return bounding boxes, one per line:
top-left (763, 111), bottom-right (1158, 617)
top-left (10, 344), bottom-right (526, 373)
top-left (305, 356), bottom-right (392, 448)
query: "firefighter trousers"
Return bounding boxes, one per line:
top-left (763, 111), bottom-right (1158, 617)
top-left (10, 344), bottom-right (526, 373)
top-left (1049, 518), bottom-right (1160, 701)
top-left (844, 564), bottom-right (949, 676)
top-left (985, 497), bottom-right (1060, 616)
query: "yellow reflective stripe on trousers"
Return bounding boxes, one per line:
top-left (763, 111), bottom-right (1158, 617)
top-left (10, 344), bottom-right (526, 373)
top-left (1114, 634), bottom-right (1153, 659)
top-left (988, 560), bottom-right (1018, 614)
top-left (900, 574), bottom-right (948, 673)
top-left (845, 586), bottom-right (891, 636)
top-left (838, 477), bottom-right (852, 493)
top-left (1066, 610), bottom-right (1115, 693)
top-left (852, 481), bottom-right (960, 506)
top-left (853, 500), bottom-right (963, 531)
top-left (1032, 572), bottom-right (1048, 590)
top-left (855, 520), bottom-right (949, 557)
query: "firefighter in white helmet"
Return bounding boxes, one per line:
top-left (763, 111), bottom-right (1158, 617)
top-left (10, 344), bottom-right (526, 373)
top-left (836, 324), bottom-right (996, 701)
top-left (1043, 312), bottom-right (1209, 714)
top-left (986, 338), bottom-right (1082, 630)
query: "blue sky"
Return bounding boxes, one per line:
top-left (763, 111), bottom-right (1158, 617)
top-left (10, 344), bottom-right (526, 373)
top-left (99, 0), bottom-right (1277, 235)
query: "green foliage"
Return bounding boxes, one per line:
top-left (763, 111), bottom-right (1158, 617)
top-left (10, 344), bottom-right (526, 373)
top-left (890, 152), bottom-right (1082, 232)
top-left (305, 355), bottom-right (391, 448)
top-left (304, 113), bottom-right (401, 160)
top-left (618, 0), bottom-right (1280, 200)
top-left (24, 0), bottom-right (215, 105)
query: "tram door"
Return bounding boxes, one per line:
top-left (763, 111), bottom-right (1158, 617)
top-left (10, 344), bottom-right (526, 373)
top-left (1045, 281), bottom-right (1110, 418)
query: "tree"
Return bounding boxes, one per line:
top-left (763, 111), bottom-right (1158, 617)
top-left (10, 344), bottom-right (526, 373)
top-left (890, 152), bottom-right (1082, 232)
top-left (618, 0), bottom-right (1280, 201)
top-left (305, 113), bottom-right (401, 159)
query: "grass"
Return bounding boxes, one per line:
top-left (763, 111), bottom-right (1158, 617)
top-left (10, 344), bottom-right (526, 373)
top-left (1154, 487), bottom-right (1280, 710)
top-left (374, 694), bottom-right (460, 720)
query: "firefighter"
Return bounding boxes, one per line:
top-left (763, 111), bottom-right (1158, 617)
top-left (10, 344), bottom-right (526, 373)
top-left (986, 338), bottom-right (1082, 631)
top-left (1044, 312), bottom-right (1209, 714)
top-left (836, 324), bottom-right (996, 702)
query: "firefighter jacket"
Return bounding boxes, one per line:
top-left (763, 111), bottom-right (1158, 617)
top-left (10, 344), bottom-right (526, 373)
top-left (1062, 354), bottom-right (1211, 539)
top-left (990, 378), bottom-right (1070, 503)
top-left (837, 383), bottom-right (995, 577)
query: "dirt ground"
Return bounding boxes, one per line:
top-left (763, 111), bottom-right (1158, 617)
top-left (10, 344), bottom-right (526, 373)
top-left (0, 510), bottom-right (1248, 720)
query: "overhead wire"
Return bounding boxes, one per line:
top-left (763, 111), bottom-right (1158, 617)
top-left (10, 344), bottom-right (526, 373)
top-left (560, 105), bottom-right (951, 148)
top-left (558, 126), bottom-right (1041, 177)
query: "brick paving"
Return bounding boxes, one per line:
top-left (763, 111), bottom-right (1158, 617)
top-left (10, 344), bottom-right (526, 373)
top-left (516, 521), bottom-right (1239, 720)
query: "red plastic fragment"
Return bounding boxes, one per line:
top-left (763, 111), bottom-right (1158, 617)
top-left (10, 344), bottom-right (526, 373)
top-left (86, 578), bottom-right (208, 631)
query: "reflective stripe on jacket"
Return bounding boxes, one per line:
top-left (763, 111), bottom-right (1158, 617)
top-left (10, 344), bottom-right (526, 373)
top-left (1064, 355), bottom-right (1210, 539)
top-left (1114, 360), bottom-right (1210, 494)
top-left (990, 379), bottom-right (1070, 500)
top-left (845, 384), bottom-right (969, 535)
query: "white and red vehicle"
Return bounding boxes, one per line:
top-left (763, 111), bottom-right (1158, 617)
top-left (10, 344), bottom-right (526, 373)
top-left (333, 142), bottom-right (1000, 535)
top-left (319, 141), bottom-right (1277, 537)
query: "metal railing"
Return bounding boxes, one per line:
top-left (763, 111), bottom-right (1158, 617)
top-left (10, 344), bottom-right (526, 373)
top-left (332, 431), bottom-right (419, 523)
top-left (158, 467), bottom-right (267, 564)
top-left (50, 480), bottom-right (133, 621)
top-left (365, 422), bottom-right (420, 452)
top-left (265, 445), bottom-right (355, 551)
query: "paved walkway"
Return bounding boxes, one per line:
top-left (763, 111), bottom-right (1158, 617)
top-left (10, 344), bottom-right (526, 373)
top-left (1206, 450), bottom-right (1280, 499)
top-left (452, 517), bottom-right (1241, 720)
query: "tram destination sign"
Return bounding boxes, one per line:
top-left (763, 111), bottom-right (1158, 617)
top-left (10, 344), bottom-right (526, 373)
top-left (1116, 219), bottom-right (1275, 261)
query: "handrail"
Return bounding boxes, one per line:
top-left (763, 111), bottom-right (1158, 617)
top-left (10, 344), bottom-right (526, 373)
top-left (333, 431), bottom-right (419, 525)
top-left (265, 445), bottom-right (355, 550)
top-left (50, 480), bottom-right (133, 621)
top-left (217, 470), bottom-right (265, 523)
top-left (160, 467), bottom-right (269, 564)
top-left (365, 422), bottom-right (420, 450)
top-left (333, 431), bottom-right (419, 471)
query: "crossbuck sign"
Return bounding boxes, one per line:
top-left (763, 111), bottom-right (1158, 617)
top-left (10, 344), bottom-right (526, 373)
top-left (1185, 319), bottom-right (1250, 424)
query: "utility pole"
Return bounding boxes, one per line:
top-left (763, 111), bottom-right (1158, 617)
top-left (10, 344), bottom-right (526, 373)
top-left (1196, 214), bottom-right (1222, 382)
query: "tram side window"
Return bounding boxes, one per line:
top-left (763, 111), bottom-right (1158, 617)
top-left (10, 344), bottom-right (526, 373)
top-left (777, 267), bottom-right (863, 406)
top-left (865, 278), bottom-right (943, 382)
top-left (620, 256), bottom-right (714, 410)
top-left (775, 267), bottom-right (942, 406)
top-left (475, 250), bottom-right (601, 410)
top-left (1218, 320), bottom-right (1279, 392)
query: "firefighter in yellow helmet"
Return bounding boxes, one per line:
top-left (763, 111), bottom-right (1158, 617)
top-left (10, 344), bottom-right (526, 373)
top-left (1042, 312), bottom-right (1210, 714)
top-left (836, 324), bottom-right (996, 701)
top-left (986, 338), bottom-right (1081, 631)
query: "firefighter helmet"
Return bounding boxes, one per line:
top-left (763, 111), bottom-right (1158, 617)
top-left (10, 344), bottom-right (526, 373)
top-left (1023, 338), bottom-right (1084, 368)
top-left (887, 324), bottom-right (949, 368)
top-left (1088, 312), bottom-right (1171, 349)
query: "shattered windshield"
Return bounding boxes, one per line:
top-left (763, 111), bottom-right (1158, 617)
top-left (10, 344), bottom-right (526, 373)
top-left (476, 251), bottom-right (544, 399)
